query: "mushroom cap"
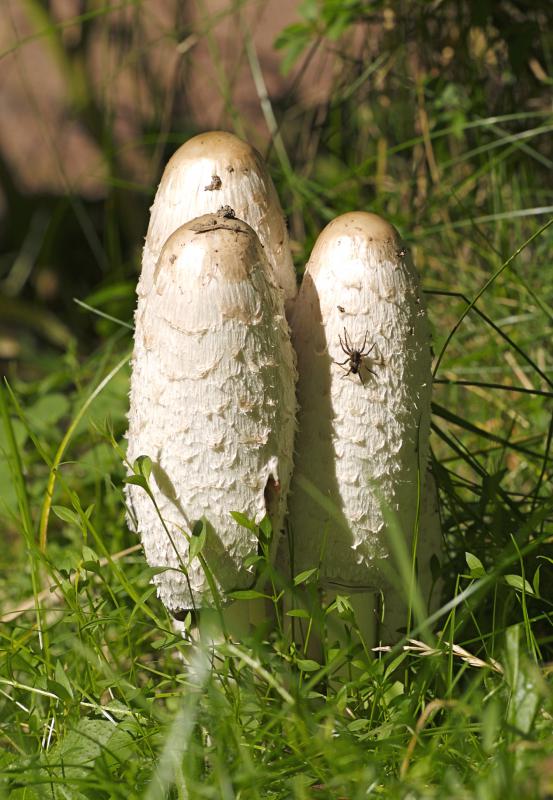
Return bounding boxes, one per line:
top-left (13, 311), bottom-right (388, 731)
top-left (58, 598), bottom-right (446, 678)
top-left (166, 130), bottom-right (261, 170)
top-left (151, 212), bottom-right (265, 288)
top-left (286, 211), bottom-right (432, 590)
top-left (127, 211), bottom-right (297, 612)
top-left (307, 212), bottom-right (399, 277)
top-left (138, 130), bottom-right (297, 311)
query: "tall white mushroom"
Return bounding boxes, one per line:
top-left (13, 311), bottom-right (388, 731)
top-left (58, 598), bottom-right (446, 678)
top-left (126, 210), bottom-right (296, 619)
top-left (138, 130), bottom-right (297, 314)
top-left (286, 211), bottom-right (437, 646)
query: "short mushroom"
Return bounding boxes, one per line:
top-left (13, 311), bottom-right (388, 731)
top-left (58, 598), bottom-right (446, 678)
top-left (138, 130), bottom-right (297, 314)
top-left (126, 210), bottom-right (296, 619)
top-left (285, 211), bottom-right (437, 644)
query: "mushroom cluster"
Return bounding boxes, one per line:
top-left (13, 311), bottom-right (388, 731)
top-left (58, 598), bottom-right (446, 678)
top-left (126, 131), bottom-right (441, 642)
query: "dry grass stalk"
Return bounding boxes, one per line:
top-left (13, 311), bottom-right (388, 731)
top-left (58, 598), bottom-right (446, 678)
top-left (373, 637), bottom-right (504, 674)
top-left (400, 698), bottom-right (458, 779)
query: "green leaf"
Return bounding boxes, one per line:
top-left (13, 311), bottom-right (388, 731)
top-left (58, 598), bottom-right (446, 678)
top-left (296, 659), bottom-right (320, 672)
top-left (52, 505), bottom-right (81, 526)
top-left (532, 566), bottom-right (541, 597)
top-left (286, 608), bottom-right (310, 618)
top-left (384, 680), bottom-right (404, 704)
top-left (504, 574), bottom-right (534, 595)
top-left (82, 560), bottom-right (102, 575)
top-left (299, 0), bottom-right (318, 23)
top-left (227, 589), bottom-right (267, 600)
top-left (504, 624), bottom-right (542, 734)
top-left (243, 554), bottom-right (264, 569)
top-left (348, 718), bottom-right (369, 732)
top-left (54, 660), bottom-right (74, 700)
top-left (82, 545), bottom-right (99, 562)
top-left (85, 280), bottom-right (135, 307)
top-left (0, 416), bottom-right (27, 450)
top-left (258, 514), bottom-right (273, 539)
top-left (124, 474), bottom-right (150, 492)
top-left (293, 568), bottom-right (318, 586)
top-left (134, 454), bottom-right (152, 480)
top-left (46, 678), bottom-right (72, 704)
top-left (384, 651), bottom-right (409, 679)
top-left (466, 551), bottom-right (486, 578)
top-left (335, 594), bottom-right (354, 621)
top-left (53, 550), bottom-right (80, 578)
top-left (152, 635), bottom-right (182, 650)
top-left (43, 717), bottom-right (115, 775)
top-left (100, 720), bottom-right (138, 770)
top-left (274, 23), bottom-right (312, 75)
top-left (189, 519), bottom-right (207, 562)
top-left (79, 443), bottom-right (118, 484)
top-left (230, 511), bottom-right (256, 531)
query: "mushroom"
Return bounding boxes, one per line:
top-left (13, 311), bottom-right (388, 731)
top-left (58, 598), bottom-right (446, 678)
top-left (285, 211), bottom-right (436, 645)
top-left (138, 130), bottom-right (297, 314)
top-left (375, 467), bottom-right (442, 643)
top-left (126, 210), bottom-right (296, 618)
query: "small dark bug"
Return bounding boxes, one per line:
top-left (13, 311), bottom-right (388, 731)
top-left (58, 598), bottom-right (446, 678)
top-left (335, 328), bottom-right (377, 385)
top-left (218, 205), bottom-right (236, 219)
top-left (397, 247), bottom-right (407, 258)
top-left (204, 174), bottom-right (222, 191)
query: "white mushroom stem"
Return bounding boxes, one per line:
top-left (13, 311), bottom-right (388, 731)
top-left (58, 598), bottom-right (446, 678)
top-left (376, 467), bottom-right (442, 644)
top-left (126, 211), bottom-right (296, 617)
top-left (139, 130), bottom-right (297, 314)
top-left (284, 211), bottom-right (436, 648)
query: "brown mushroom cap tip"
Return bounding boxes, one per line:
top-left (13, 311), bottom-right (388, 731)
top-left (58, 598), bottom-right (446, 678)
top-left (306, 212), bottom-right (402, 278)
top-left (320, 211), bottom-right (399, 242)
top-left (187, 210), bottom-right (252, 234)
top-left (164, 130), bottom-right (257, 172)
top-left (154, 212), bottom-right (262, 285)
top-left (139, 130), bottom-right (297, 306)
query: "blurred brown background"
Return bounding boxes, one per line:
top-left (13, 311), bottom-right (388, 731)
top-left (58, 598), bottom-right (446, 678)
top-left (0, 0), bottom-right (341, 203)
top-left (1, 0), bottom-right (550, 362)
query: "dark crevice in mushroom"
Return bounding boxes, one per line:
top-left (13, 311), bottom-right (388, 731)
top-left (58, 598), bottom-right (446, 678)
top-left (171, 607), bottom-right (192, 622)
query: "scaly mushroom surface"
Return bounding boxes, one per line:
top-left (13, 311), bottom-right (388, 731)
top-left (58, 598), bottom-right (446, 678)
top-left (126, 211), bottom-right (296, 614)
top-left (287, 211), bottom-right (434, 593)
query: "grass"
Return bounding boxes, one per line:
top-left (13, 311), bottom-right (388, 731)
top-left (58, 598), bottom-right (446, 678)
top-left (1, 1), bottom-right (553, 797)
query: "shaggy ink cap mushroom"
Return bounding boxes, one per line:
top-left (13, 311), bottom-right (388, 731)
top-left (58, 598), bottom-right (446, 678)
top-left (286, 211), bottom-right (434, 594)
top-left (126, 210), bottom-right (297, 614)
top-left (138, 130), bottom-right (297, 313)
